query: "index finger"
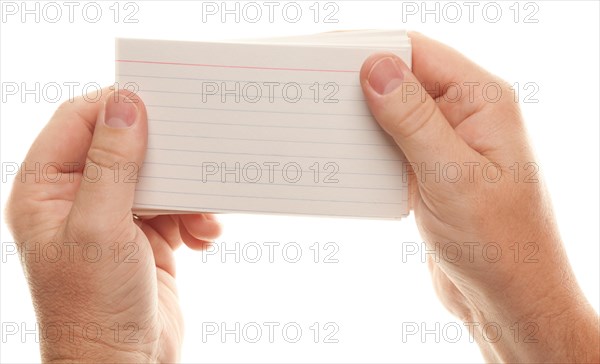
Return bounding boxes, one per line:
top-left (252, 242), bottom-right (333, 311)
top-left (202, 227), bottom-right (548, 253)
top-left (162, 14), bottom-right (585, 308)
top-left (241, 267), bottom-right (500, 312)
top-left (408, 32), bottom-right (501, 126)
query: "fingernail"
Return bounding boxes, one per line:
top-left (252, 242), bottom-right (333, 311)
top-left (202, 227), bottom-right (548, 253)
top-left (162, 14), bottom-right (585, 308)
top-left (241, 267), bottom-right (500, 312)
top-left (368, 56), bottom-right (404, 95)
top-left (104, 92), bottom-right (138, 128)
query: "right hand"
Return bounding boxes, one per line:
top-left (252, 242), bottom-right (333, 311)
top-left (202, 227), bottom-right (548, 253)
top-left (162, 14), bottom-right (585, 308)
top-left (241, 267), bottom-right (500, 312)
top-left (360, 32), bottom-right (599, 362)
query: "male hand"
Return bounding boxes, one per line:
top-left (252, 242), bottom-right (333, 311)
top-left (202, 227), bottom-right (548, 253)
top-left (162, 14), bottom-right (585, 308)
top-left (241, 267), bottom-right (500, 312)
top-left (5, 89), bottom-right (221, 362)
top-left (360, 32), bottom-right (599, 362)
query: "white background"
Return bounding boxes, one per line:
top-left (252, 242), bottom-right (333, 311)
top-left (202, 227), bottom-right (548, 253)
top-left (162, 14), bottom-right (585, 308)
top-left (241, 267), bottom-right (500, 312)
top-left (1, 1), bottom-right (598, 363)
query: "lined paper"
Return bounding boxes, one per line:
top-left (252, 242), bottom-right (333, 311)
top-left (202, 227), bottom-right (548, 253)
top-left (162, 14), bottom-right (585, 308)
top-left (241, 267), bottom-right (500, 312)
top-left (116, 31), bottom-right (412, 219)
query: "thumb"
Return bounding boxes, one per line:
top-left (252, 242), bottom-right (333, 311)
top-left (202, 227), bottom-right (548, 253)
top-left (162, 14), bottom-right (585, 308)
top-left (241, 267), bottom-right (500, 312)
top-left (69, 89), bottom-right (147, 231)
top-left (360, 53), bottom-right (475, 173)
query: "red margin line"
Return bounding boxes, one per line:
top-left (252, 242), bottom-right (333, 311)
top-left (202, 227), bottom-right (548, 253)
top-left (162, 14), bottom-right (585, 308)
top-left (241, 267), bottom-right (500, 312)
top-left (116, 59), bottom-right (358, 73)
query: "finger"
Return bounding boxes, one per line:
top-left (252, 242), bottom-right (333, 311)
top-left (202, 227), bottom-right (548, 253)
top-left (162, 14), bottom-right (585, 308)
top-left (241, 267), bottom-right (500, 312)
top-left (179, 214), bottom-right (222, 241)
top-left (6, 88), bottom-right (121, 242)
top-left (203, 213), bottom-right (219, 221)
top-left (179, 223), bottom-right (212, 251)
top-left (142, 215), bottom-right (218, 252)
top-left (68, 89), bottom-right (148, 231)
top-left (23, 87), bottom-right (112, 172)
top-left (360, 53), bottom-right (481, 176)
top-left (139, 222), bottom-right (177, 277)
top-left (144, 215), bottom-right (183, 250)
top-left (410, 32), bottom-right (528, 164)
top-left (408, 31), bottom-right (501, 127)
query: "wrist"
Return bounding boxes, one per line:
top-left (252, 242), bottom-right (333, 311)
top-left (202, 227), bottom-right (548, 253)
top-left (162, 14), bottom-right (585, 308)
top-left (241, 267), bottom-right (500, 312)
top-left (46, 353), bottom-right (154, 364)
top-left (36, 316), bottom-right (162, 364)
top-left (44, 344), bottom-right (155, 364)
top-left (466, 256), bottom-right (599, 363)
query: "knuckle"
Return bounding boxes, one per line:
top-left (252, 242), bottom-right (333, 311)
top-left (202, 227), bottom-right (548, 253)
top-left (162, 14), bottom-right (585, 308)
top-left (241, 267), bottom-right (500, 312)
top-left (390, 98), bottom-right (438, 139)
top-left (66, 202), bottom-right (133, 243)
top-left (85, 143), bottom-right (128, 172)
top-left (4, 197), bottom-right (18, 236)
top-left (4, 186), bottom-right (29, 242)
top-left (496, 78), bottom-right (523, 111)
top-left (55, 96), bottom-right (83, 115)
top-left (478, 77), bottom-right (525, 128)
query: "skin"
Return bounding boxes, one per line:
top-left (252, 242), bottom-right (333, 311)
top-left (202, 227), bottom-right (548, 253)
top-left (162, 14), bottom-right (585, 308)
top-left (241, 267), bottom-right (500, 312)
top-left (360, 32), bottom-right (599, 362)
top-left (5, 89), bottom-right (221, 362)
top-left (5, 32), bottom-right (599, 362)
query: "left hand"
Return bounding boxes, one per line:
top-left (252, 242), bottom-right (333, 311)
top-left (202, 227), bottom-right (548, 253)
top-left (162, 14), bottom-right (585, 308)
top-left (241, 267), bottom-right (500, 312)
top-left (5, 88), bottom-right (221, 363)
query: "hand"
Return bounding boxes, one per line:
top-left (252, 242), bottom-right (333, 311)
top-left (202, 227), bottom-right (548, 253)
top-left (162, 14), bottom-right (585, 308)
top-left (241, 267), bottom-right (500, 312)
top-left (5, 89), bottom-right (221, 362)
top-left (360, 32), bottom-right (599, 362)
